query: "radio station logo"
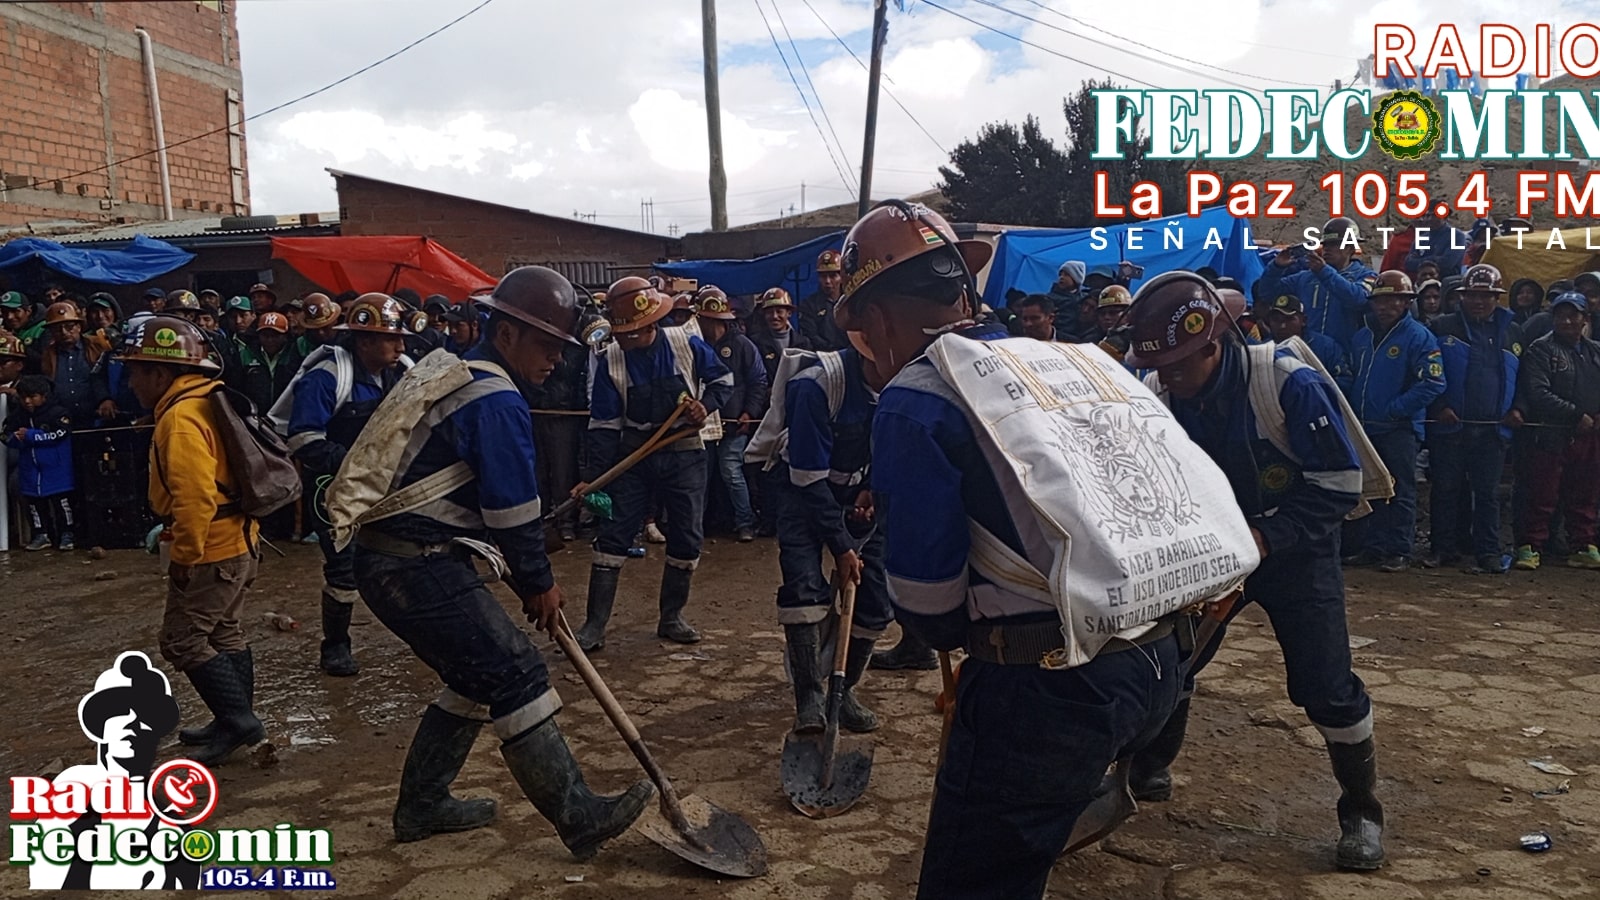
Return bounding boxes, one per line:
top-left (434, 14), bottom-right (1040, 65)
top-left (1373, 90), bottom-right (1441, 160)
top-left (8, 652), bottom-right (335, 891)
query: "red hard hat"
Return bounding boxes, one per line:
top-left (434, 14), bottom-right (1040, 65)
top-left (1124, 272), bottom-right (1233, 369)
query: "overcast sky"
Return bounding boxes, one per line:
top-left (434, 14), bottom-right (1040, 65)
top-left (236, 0), bottom-right (1597, 235)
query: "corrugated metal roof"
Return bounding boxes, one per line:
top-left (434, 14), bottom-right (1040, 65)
top-left (20, 213), bottom-right (341, 245)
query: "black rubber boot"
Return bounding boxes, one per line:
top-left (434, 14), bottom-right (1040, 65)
top-left (319, 594), bottom-right (360, 677)
top-left (838, 636), bottom-right (880, 734)
top-left (1328, 738), bottom-right (1386, 871)
top-left (500, 716), bottom-right (655, 860)
top-left (575, 565), bottom-right (619, 652)
top-left (1128, 697), bottom-right (1191, 802)
top-left (393, 705), bottom-right (499, 843)
top-left (656, 565), bottom-right (701, 644)
top-left (869, 629), bottom-right (938, 671)
top-left (783, 623), bottom-right (826, 734)
top-left (183, 653), bottom-right (266, 767)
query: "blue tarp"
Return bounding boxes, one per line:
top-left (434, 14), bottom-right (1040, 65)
top-left (0, 234), bottom-right (194, 285)
top-left (656, 231), bottom-right (844, 309)
top-left (982, 206), bottom-right (1264, 308)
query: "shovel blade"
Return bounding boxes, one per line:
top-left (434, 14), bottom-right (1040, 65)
top-left (781, 731), bottom-right (874, 819)
top-left (1062, 770), bottom-right (1137, 855)
top-left (637, 793), bottom-right (768, 879)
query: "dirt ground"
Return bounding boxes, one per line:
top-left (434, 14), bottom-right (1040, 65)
top-left (2, 534), bottom-right (1598, 899)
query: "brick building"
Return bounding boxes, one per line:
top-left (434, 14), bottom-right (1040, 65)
top-left (0, 1), bottom-right (247, 227)
top-left (332, 170), bottom-right (677, 289)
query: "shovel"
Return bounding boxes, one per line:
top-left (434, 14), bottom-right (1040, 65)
top-left (781, 580), bottom-right (875, 818)
top-left (551, 612), bottom-right (768, 878)
top-left (543, 400), bottom-right (697, 552)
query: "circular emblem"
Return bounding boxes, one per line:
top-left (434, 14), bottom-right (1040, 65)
top-left (1260, 464), bottom-right (1292, 492)
top-left (1512, 342), bottom-right (1523, 356)
top-left (1387, 345), bottom-right (1401, 358)
top-left (153, 327), bottom-right (178, 348)
top-left (633, 292), bottom-right (651, 312)
top-left (1373, 90), bottom-right (1441, 160)
top-left (355, 309), bottom-right (372, 325)
top-left (147, 759), bottom-right (219, 827)
top-left (1182, 311), bottom-right (1207, 335)
top-left (719, 346), bottom-right (731, 357)
top-left (181, 829), bottom-right (217, 863)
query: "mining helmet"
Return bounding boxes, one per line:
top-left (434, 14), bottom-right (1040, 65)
top-left (0, 329), bottom-right (26, 360)
top-left (1370, 270), bottom-right (1416, 299)
top-left (1268, 294), bottom-right (1306, 316)
top-left (835, 200), bottom-right (992, 326)
top-left (44, 301), bottom-right (83, 325)
top-left (605, 276), bottom-right (671, 333)
top-left (1097, 285), bottom-right (1133, 309)
top-left (123, 315), bottom-right (221, 372)
top-left (816, 249), bottom-right (843, 273)
top-left (671, 292), bottom-right (695, 312)
top-left (1461, 263), bottom-right (1506, 295)
top-left (1123, 271), bottom-right (1233, 369)
top-left (478, 266), bottom-right (582, 346)
top-left (695, 287), bottom-right (737, 321)
top-left (758, 287), bottom-right (794, 310)
top-left (1321, 216), bottom-right (1360, 246)
top-left (336, 293), bottom-right (408, 334)
top-left (167, 290), bottom-right (202, 313)
top-left (248, 283), bottom-right (276, 301)
top-left (301, 293), bottom-right (341, 329)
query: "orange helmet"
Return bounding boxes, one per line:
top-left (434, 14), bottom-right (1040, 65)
top-left (336, 293), bottom-right (408, 334)
top-left (835, 200), bottom-right (992, 327)
top-left (45, 301), bottom-right (83, 325)
top-left (300, 293), bottom-right (341, 329)
top-left (256, 312), bottom-right (291, 334)
top-left (604, 276), bottom-right (670, 333)
top-left (1123, 272), bottom-right (1233, 369)
top-left (123, 316), bottom-right (221, 372)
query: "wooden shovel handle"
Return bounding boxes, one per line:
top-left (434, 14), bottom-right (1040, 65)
top-left (831, 581), bottom-right (857, 677)
top-left (545, 399), bottom-right (695, 522)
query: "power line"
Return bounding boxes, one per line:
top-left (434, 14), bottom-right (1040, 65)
top-left (751, 0), bottom-right (858, 195)
top-left (13, 0), bottom-right (499, 192)
top-left (914, 0), bottom-right (1162, 90)
top-left (797, 0), bottom-right (947, 156)
top-left (1001, 0), bottom-right (1324, 89)
top-left (770, 0), bottom-right (857, 192)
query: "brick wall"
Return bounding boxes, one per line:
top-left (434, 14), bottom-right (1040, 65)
top-left (335, 174), bottom-right (678, 282)
top-left (0, 1), bottom-right (247, 227)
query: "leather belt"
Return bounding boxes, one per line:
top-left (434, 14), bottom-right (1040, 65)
top-left (354, 530), bottom-right (456, 559)
top-left (966, 618), bottom-right (1174, 666)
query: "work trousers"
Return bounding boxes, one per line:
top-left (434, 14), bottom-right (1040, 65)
top-left (1354, 429), bottom-right (1419, 557)
top-left (159, 550), bottom-right (258, 672)
top-left (355, 546), bottom-right (559, 731)
top-left (918, 634), bottom-right (1180, 900)
top-left (1429, 425), bottom-right (1508, 560)
top-left (1518, 433), bottom-right (1600, 552)
top-left (594, 447), bottom-right (706, 567)
top-left (534, 415), bottom-right (583, 531)
top-left (774, 474), bottom-right (892, 636)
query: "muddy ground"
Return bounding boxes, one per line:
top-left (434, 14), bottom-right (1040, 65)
top-left (1, 534), bottom-right (1598, 899)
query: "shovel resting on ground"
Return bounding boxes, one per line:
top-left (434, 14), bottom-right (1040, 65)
top-left (781, 579), bottom-right (875, 818)
top-left (552, 612), bottom-right (768, 878)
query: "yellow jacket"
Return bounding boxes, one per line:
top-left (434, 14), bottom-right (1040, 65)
top-left (148, 373), bottom-right (258, 566)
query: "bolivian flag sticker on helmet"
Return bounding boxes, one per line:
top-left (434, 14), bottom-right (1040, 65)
top-left (918, 226), bottom-right (941, 246)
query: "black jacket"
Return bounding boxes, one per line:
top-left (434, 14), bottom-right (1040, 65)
top-left (712, 330), bottom-right (767, 421)
top-left (752, 325), bottom-right (813, 388)
top-left (797, 291), bottom-right (847, 351)
top-left (523, 342), bottom-right (589, 412)
top-left (1516, 333), bottom-right (1600, 449)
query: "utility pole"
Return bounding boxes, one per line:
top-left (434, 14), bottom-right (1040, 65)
top-left (801, 181), bottom-right (806, 214)
top-left (702, 0), bottom-right (729, 231)
top-left (857, 0), bottom-right (888, 218)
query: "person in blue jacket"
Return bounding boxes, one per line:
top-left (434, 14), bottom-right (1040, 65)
top-left (1256, 217), bottom-right (1378, 353)
top-left (5, 374), bottom-right (76, 551)
top-left (840, 201), bottom-right (1182, 899)
top-left (1426, 264), bottom-right (1523, 574)
top-left (1342, 271), bottom-right (1445, 572)
top-left (1262, 293), bottom-right (1348, 381)
top-left (573, 277), bottom-right (733, 651)
top-left (1125, 272), bottom-right (1385, 872)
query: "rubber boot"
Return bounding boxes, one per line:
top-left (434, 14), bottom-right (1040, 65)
top-left (1126, 697), bottom-right (1190, 802)
top-left (500, 716), bottom-right (655, 860)
top-left (656, 564), bottom-right (701, 644)
top-left (181, 648), bottom-right (257, 746)
top-left (319, 594), bottom-right (360, 676)
top-left (1328, 738), bottom-right (1386, 871)
top-left (393, 705), bottom-right (499, 843)
top-left (574, 565), bottom-right (619, 652)
top-left (869, 629), bottom-right (938, 671)
top-left (838, 636), bottom-right (880, 734)
top-left (183, 653), bottom-right (266, 767)
top-left (783, 623), bottom-right (826, 734)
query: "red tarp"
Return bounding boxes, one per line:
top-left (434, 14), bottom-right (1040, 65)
top-left (271, 236), bottom-right (495, 300)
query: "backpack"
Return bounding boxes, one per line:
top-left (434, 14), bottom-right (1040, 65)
top-left (744, 348), bottom-right (846, 469)
top-left (156, 382), bottom-right (302, 519)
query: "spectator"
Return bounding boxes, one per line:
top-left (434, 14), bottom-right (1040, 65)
top-left (1522, 279), bottom-right (1576, 345)
top-left (694, 288), bottom-right (766, 542)
top-left (85, 293), bottom-right (123, 346)
top-left (198, 288), bottom-right (222, 314)
top-left (1342, 272), bottom-right (1445, 572)
top-left (1576, 271), bottom-right (1600, 335)
top-left (2, 291), bottom-right (44, 349)
top-left (142, 287), bottom-right (167, 314)
top-left (1263, 294), bottom-right (1348, 380)
top-left (442, 307), bottom-right (479, 354)
top-left (1258, 218), bottom-right (1377, 352)
top-left (4, 374), bottom-right (76, 551)
top-left (1509, 278), bottom-right (1544, 325)
top-left (240, 312), bottom-right (301, 415)
top-left (522, 320), bottom-right (588, 543)
top-left (166, 290), bottom-right (242, 392)
top-left (798, 249), bottom-right (848, 351)
top-left (222, 296), bottom-right (256, 338)
top-left (1414, 259), bottom-right (1442, 284)
top-left (0, 330), bottom-right (26, 393)
top-left (1513, 291), bottom-right (1600, 570)
top-left (751, 287), bottom-right (812, 384)
top-left (1426, 264), bottom-right (1523, 574)
top-left (1415, 279), bottom-right (1443, 326)
top-left (1095, 285), bottom-right (1133, 338)
top-left (296, 293), bottom-right (342, 357)
top-left (34, 302), bottom-right (111, 425)
top-left (284, 295), bottom-right (307, 337)
top-left (1439, 274), bottom-right (1465, 316)
top-left (1047, 261), bottom-right (1086, 340)
top-left (248, 283), bottom-right (278, 315)
top-left (1011, 293), bottom-right (1057, 342)
top-left (423, 295), bottom-right (451, 333)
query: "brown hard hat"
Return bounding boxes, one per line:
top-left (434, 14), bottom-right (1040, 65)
top-left (695, 289), bottom-right (737, 321)
top-left (166, 290), bottom-right (202, 312)
top-left (605, 276), bottom-right (670, 333)
top-left (1461, 263), bottom-right (1506, 294)
top-left (45, 301), bottom-right (83, 325)
top-left (124, 315), bottom-right (221, 372)
top-left (1370, 270), bottom-right (1416, 299)
top-left (0, 328), bottom-right (26, 360)
top-left (301, 293), bottom-right (341, 329)
top-left (479, 265), bottom-right (581, 346)
top-left (249, 282), bottom-right (276, 300)
top-left (758, 287), bottom-right (794, 310)
top-left (1097, 285), bottom-right (1133, 309)
top-left (336, 293), bottom-right (408, 334)
top-left (816, 249), bottom-right (843, 273)
top-left (1124, 272), bottom-right (1233, 369)
top-left (671, 292), bottom-right (694, 311)
top-left (835, 200), bottom-right (992, 323)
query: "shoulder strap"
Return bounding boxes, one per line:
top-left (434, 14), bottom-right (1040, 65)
top-left (605, 345), bottom-right (628, 404)
top-left (333, 346), bottom-right (354, 411)
top-left (663, 327), bottom-right (700, 398)
top-left (1246, 341), bottom-right (1298, 462)
top-left (817, 351), bottom-right (847, 419)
